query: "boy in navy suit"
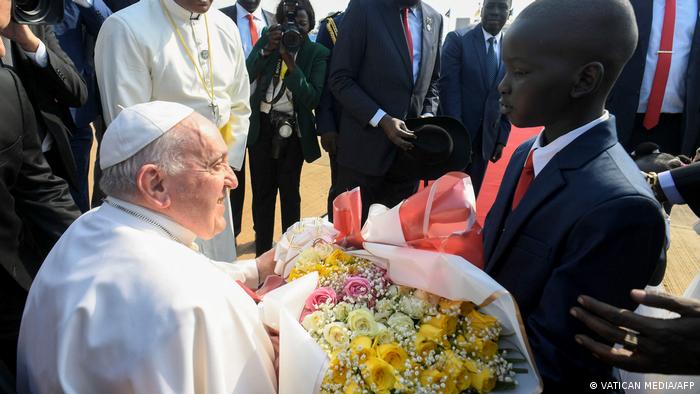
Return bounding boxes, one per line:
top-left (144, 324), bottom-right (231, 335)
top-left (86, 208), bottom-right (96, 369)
top-left (484, 0), bottom-right (666, 390)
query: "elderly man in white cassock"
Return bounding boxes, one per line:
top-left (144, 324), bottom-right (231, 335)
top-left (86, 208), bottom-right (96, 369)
top-left (95, 0), bottom-right (251, 262)
top-left (16, 101), bottom-right (278, 393)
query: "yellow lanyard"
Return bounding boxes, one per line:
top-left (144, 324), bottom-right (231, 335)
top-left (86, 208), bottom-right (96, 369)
top-left (160, 0), bottom-right (218, 121)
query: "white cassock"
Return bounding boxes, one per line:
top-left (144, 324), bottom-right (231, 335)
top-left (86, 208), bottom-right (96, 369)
top-left (16, 198), bottom-right (277, 394)
top-left (95, 0), bottom-right (251, 262)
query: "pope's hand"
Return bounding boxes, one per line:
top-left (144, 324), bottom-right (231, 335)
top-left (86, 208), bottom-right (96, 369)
top-left (255, 248), bottom-right (277, 282)
top-left (571, 290), bottom-right (700, 375)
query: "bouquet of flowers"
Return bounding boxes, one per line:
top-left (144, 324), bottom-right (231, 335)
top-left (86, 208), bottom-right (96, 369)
top-left (258, 173), bottom-right (542, 393)
top-left (289, 242), bottom-right (521, 394)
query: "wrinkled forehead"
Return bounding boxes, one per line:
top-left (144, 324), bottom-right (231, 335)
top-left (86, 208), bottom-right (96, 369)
top-left (177, 114), bottom-right (227, 160)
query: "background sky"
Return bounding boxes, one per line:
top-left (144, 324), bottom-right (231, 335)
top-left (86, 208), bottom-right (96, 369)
top-left (216, 0), bottom-right (536, 33)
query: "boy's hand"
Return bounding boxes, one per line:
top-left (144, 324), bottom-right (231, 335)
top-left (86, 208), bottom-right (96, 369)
top-left (379, 115), bottom-right (415, 151)
top-left (570, 290), bottom-right (700, 375)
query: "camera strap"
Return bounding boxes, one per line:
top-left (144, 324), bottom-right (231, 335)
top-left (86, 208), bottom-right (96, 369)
top-left (263, 58), bottom-right (289, 106)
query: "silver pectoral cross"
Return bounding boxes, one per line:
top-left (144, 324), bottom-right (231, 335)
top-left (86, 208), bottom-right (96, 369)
top-left (209, 100), bottom-right (221, 125)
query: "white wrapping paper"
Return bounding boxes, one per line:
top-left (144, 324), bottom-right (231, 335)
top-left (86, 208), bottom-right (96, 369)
top-left (260, 243), bottom-right (543, 394)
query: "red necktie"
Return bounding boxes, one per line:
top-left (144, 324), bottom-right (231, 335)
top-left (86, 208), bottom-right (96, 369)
top-left (246, 14), bottom-right (259, 46)
top-left (643, 0), bottom-right (676, 130)
top-left (511, 150), bottom-right (535, 210)
top-left (402, 8), bottom-right (414, 66)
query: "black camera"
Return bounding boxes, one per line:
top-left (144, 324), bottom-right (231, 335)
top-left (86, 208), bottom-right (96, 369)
top-left (270, 110), bottom-right (297, 159)
top-left (281, 0), bottom-right (303, 52)
top-left (12, 0), bottom-right (64, 25)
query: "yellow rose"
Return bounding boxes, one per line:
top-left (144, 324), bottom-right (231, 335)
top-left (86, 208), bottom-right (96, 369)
top-left (457, 372), bottom-right (472, 392)
top-left (470, 366), bottom-right (496, 394)
top-left (425, 313), bottom-right (458, 335)
top-left (415, 333), bottom-right (438, 355)
top-left (343, 381), bottom-right (363, 394)
top-left (441, 350), bottom-right (464, 378)
top-left (467, 310), bottom-right (500, 337)
top-left (327, 352), bottom-right (348, 385)
top-left (361, 357), bottom-right (396, 392)
top-left (438, 298), bottom-right (463, 314)
top-left (454, 336), bottom-right (498, 359)
top-left (418, 323), bottom-right (447, 345)
top-left (350, 336), bottom-right (375, 360)
top-left (419, 369), bottom-right (446, 388)
top-left (376, 343), bottom-right (408, 372)
top-left (323, 322), bottom-right (350, 349)
top-left (347, 308), bottom-right (378, 336)
top-left (460, 301), bottom-right (476, 316)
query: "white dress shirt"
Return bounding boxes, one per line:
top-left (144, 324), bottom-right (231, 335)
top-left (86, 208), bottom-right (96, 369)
top-left (529, 111), bottom-right (610, 176)
top-left (637, 0), bottom-right (698, 114)
top-left (235, 2), bottom-right (268, 57)
top-left (95, 0), bottom-right (251, 170)
top-left (17, 197), bottom-right (275, 393)
top-left (482, 27), bottom-right (503, 64)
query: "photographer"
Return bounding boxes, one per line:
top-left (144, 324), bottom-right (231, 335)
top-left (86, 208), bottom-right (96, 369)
top-left (246, 0), bottom-right (329, 256)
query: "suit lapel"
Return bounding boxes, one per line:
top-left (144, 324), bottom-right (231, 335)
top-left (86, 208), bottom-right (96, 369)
top-left (417, 4), bottom-right (434, 87)
top-left (471, 25), bottom-right (488, 92)
top-left (380, 0), bottom-right (412, 80)
top-left (485, 118), bottom-right (620, 272)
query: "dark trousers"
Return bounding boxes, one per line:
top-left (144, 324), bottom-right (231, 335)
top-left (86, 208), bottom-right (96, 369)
top-left (0, 271), bottom-right (27, 380)
top-left (249, 113), bottom-right (304, 256)
top-left (326, 153), bottom-right (339, 221)
top-left (466, 130), bottom-right (487, 196)
top-left (335, 162), bottom-right (418, 223)
top-left (624, 113), bottom-right (684, 155)
top-left (229, 152), bottom-right (246, 238)
top-left (69, 125), bottom-right (93, 213)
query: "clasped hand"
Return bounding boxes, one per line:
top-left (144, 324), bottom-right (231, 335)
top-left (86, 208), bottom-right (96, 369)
top-left (379, 115), bottom-right (415, 151)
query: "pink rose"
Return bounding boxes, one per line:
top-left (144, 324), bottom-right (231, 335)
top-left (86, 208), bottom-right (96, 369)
top-left (343, 276), bottom-right (372, 298)
top-left (305, 287), bottom-right (337, 310)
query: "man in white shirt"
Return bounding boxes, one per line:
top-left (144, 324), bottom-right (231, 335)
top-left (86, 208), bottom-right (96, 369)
top-left (17, 101), bottom-right (278, 393)
top-left (608, 0), bottom-right (700, 156)
top-left (220, 0), bottom-right (275, 244)
top-left (95, 0), bottom-right (250, 262)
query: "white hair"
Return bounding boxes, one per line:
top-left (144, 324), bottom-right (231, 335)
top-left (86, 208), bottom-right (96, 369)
top-left (99, 129), bottom-right (188, 198)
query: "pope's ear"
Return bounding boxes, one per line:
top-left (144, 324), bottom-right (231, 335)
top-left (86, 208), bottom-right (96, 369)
top-left (136, 164), bottom-right (171, 208)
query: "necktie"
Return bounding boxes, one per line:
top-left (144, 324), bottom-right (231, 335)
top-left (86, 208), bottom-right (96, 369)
top-left (485, 36), bottom-right (498, 85)
top-left (402, 8), bottom-right (414, 66)
top-left (643, 0), bottom-right (676, 130)
top-left (511, 150), bottom-right (535, 210)
top-left (246, 14), bottom-right (259, 46)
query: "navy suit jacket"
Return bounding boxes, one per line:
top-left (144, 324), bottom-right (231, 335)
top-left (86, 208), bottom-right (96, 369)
top-left (315, 12), bottom-right (344, 135)
top-left (670, 161), bottom-right (700, 216)
top-left (607, 0), bottom-right (700, 155)
top-left (439, 24), bottom-right (510, 159)
top-left (483, 118), bottom-right (666, 390)
top-left (329, 0), bottom-right (442, 176)
top-left (54, 0), bottom-right (113, 129)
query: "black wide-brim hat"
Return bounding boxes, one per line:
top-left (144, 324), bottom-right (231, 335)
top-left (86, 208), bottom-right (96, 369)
top-left (394, 116), bottom-right (471, 181)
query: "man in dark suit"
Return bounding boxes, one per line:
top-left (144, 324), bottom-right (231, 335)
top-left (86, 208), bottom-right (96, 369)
top-left (2, 22), bottom-right (87, 208)
top-left (221, 0), bottom-right (274, 244)
top-left (329, 0), bottom-right (442, 220)
top-left (607, 0), bottom-right (700, 156)
top-left (0, 15), bottom-right (80, 378)
top-left (486, 0), bottom-right (665, 390)
top-left (54, 0), bottom-right (114, 212)
top-left (439, 0), bottom-right (511, 195)
top-left (315, 10), bottom-right (343, 220)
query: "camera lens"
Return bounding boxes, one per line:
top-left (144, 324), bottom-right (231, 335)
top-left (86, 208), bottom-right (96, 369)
top-left (12, 0), bottom-right (64, 25)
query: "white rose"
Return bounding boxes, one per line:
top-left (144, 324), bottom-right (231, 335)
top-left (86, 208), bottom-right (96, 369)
top-left (387, 312), bottom-right (416, 334)
top-left (323, 322), bottom-right (350, 349)
top-left (347, 308), bottom-right (378, 337)
top-left (333, 301), bottom-right (352, 322)
top-left (398, 295), bottom-right (428, 320)
top-left (374, 323), bottom-right (395, 345)
top-left (302, 311), bottom-right (326, 333)
top-left (374, 298), bottom-right (395, 322)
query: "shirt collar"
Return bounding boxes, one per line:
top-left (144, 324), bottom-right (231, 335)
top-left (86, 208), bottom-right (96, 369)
top-left (163, 0), bottom-right (203, 22)
top-left (482, 27), bottom-right (503, 45)
top-left (530, 111), bottom-right (610, 176)
top-left (107, 196), bottom-right (198, 248)
top-left (236, 2), bottom-right (264, 21)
